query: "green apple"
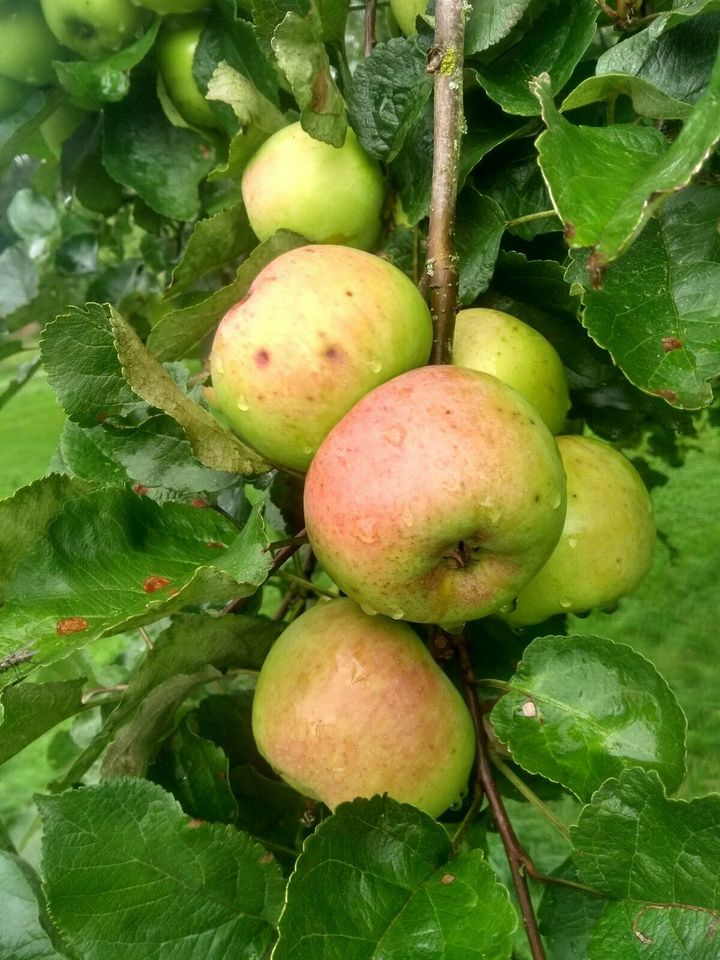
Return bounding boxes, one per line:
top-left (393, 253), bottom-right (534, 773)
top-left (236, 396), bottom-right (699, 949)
top-left (0, 1), bottom-right (64, 86)
top-left (304, 365), bottom-right (567, 624)
top-left (252, 598), bottom-right (476, 817)
top-left (0, 76), bottom-right (26, 118)
top-left (390, 0), bottom-right (428, 35)
top-left (40, 102), bottom-right (88, 157)
top-left (156, 15), bottom-right (219, 130)
top-left (241, 122), bottom-right (385, 250)
top-left (453, 308), bottom-right (570, 434)
top-left (133, 0), bottom-right (206, 11)
top-left (40, 0), bottom-right (148, 61)
top-left (501, 435), bottom-right (656, 626)
top-left (209, 244), bottom-right (432, 472)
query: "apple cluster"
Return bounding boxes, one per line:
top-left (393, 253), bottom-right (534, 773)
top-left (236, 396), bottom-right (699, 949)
top-left (205, 120), bottom-right (657, 819)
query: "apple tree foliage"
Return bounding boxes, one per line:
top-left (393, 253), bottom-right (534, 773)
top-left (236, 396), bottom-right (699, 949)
top-left (0, 0), bottom-right (719, 957)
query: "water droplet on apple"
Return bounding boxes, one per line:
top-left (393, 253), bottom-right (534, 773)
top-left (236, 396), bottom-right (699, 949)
top-left (360, 604), bottom-right (378, 616)
top-left (499, 598), bottom-right (519, 614)
top-left (302, 444), bottom-right (314, 456)
top-left (567, 536), bottom-right (578, 549)
top-left (384, 425), bottom-right (406, 447)
top-left (215, 356), bottom-right (224, 374)
top-left (236, 395), bottom-right (249, 412)
top-left (449, 796), bottom-right (464, 812)
top-left (559, 597), bottom-right (573, 609)
top-left (551, 491), bottom-right (562, 509)
top-left (367, 357), bottom-right (382, 374)
top-left (353, 517), bottom-right (378, 544)
top-left (390, 608), bottom-right (405, 620)
top-left (400, 509), bottom-right (415, 529)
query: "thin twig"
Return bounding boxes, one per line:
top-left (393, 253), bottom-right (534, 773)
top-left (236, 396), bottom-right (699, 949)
top-left (506, 210), bottom-right (559, 228)
top-left (273, 571), bottom-right (339, 600)
top-left (425, 0), bottom-right (466, 364)
top-left (454, 636), bottom-right (548, 960)
top-left (364, 0), bottom-right (377, 57)
top-left (223, 528), bottom-right (306, 614)
top-left (490, 754), bottom-right (571, 841)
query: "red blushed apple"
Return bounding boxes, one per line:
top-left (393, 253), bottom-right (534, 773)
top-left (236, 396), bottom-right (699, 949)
top-left (304, 365), bottom-right (567, 625)
top-left (251, 598), bottom-right (476, 817)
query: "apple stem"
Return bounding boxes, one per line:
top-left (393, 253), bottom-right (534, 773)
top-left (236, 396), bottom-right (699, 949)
top-left (425, 0), bottom-right (466, 365)
top-left (364, 0), bottom-right (377, 56)
top-left (454, 635), bottom-right (549, 960)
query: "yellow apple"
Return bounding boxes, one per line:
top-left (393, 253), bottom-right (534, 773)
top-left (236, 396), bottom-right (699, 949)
top-left (501, 435), bottom-right (656, 626)
top-left (209, 244), bottom-right (432, 472)
top-left (453, 308), bottom-right (570, 434)
top-left (241, 123), bottom-right (384, 250)
top-left (251, 598), bottom-right (476, 817)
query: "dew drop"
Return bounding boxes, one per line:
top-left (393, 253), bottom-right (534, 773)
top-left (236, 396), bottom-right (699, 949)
top-left (353, 517), bottom-right (378, 544)
top-left (384, 425), bottom-right (406, 447)
top-left (551, 491), bottom-right (562, 509)
top-left (302, 444), bottom-right (314, 456)
top-left (400, 509), bottom-right (415, 529)
top-left (559, 597), bottom-right (573, 609)
top-left (567, 536), bottom-right (578, 550)
top-left (449, 796), bottom-right (464, 812)
top-left (367, 357), bottom-right (382, 374)
top-left (390, 608), bottom-right (405, 620)
top-left (215, 356), bottom-right (224, 374)
top-left (499, 598), bottom-right (519, 614)
top-left (236, 395), bottom-right (249, 412)
top-left (360, 604), bottom-right (378, 617)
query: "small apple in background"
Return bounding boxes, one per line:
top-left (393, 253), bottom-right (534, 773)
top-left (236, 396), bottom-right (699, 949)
top-left (241, 122), bottom-right (385, 250)
top-left (0, 1), bottom-right (64, 86)
top-left (453, 308), bottom-right (570, 434)
top-left (40, 0), bottom-right (149, 61)
top-left (209, 244), bottom-right (432, 472)
top-left (389, 0), bottom-right (428, 35)
top-left (252, 599), bottom-right (476, 818)
top-left (304, 365), bottom-right (567, 625)
top-left (133, 0), bottom-right (206, 11)
top-left (500, 435), bottom-right (656, 626)
top-left (156, 15), bottom-right (221, 130)
top-left (0, 76), bottom-right (26, 118)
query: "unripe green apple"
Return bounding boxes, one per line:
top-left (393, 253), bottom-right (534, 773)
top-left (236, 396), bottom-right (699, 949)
top-left (501, 435), bottom-right (656, 626)
top-left (390, 0), bottom-right (428, 35)
top-left (156, 15), bottom-right (220, 130)
top-left (0, 76), bottom-right (26, 117)
top-left (209, 244), bottom-right (432, 472)
top-left (252, 598), bottom-right (476, 817)
top-left (453, 308), bottom-right (570, 434)
top-left (305, 365), bottom-right (567, 624)
top-left (40, 0), bottom-right (148, 61)
top-left (0, 1), bottom-right (64, 86)
top-left (133, 0), bottom-right (206, 11)
top-left (241, 123), bottom-right (385, 250)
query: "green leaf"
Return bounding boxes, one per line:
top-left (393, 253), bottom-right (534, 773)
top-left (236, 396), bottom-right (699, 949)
top-left (8, 189), bottom-right (59, 247)
top-left (491, 634), bottom-right (687, 801)
top-left (149, 715), bottom-right (239, 823)
top-left (205, 59), bottom-right (285, 148)
top-left (148, 231), bottom-right (307, 362)
top-left (472, 0), bottom-right (599, 115)
top-left (391, 100), bottom-right (433, 223)
top-left (566, 186), bottom-right (720, 409)
top-left (0, 489), bottom-right (271, 669)
top-left (0, 850), bottom-right (66, 960)
top-left (103, 82), bottom-right (217, 221)
top-left (481, 154), bottom-right (558, 240)
top-left (60, 416), bottom-right (238, 500)
top-left (111, 305), bottom-right (269, 474)
top-left (39, 779), bottom-right (285, 960)
top-left (0, 475), bottom-right (92, 592)
top-left (41, 303), bottom-right (145, 425)
top-left (0, 88), bottom-right (61, 169)
top-left (167, 200), bottom-right (256, 299)
top-left (348, 37), bottom-right (433, 161)
top-left (538, 860), bottom-right (606, 960)
top-left (272, 9), bottom-right (347, 147)
top-left (456, 190), bottom-right (506, 304)
top-left (588, 900), bottom-right (720, 960)
top-left (54, 21), bottom-right (160, 105)
top-left (572, 767), bottom-right (720, 906)
top-left (0, 247), bottom-right (38, 317)
top-left (561, 74), bottom-right (693, 120)
top-left (465, 0), bottom-right (533, 55)
top-left (275, 795), bottom-right (517, 960)
top-left (596, 11), bottom-right (720, 105)
top-left (533, 73), bottom-right (667, 249)
top-left (196, 10), bottom-right (279, 111)
top-left (0, 680), bottom-right (85, 765)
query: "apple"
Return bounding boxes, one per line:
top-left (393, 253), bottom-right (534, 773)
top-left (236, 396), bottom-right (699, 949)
top-left (133, 0), bottom-right (206, 11)
top-left (304, 365), bottom-right (567, 624)
top-left (0, 76), bottom-right (26, 118)
top-left (501, 435), bottom-right (656, 626)
top-left (241, 122), bottom-right (385, 251)
top-left (0, 1), bottom-right (64, 86)
top-left (155, 15), bottom-right (220, 130)
top-left (390, 0), bottom-right (428, 35)
top-left (251, 598), bottom-right (476, 817)
top-left (453, 308), bottom-right (570, 434)
top-left (40, 0), bottom-right (149, 61)
top-left (209, 244), bottom-right (433, 472)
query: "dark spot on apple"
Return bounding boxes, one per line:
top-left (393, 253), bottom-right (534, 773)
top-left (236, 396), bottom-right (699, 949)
top-left (69, 18), bottom-right (96, 40)
top-left (255, 348), bottom-right (270, 366)
top-left (345, 290), bottom-right (354, 297)
top-left (534, 494), bottom-right (540, 502)
top-left (325, 346), bottom-right (342, 361)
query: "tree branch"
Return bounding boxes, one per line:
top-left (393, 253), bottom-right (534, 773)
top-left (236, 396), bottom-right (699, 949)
top-left (364, 0), bottom-right (377, 57)
top-left (425, 0), bottom-right (465, 364)
top-left (454, 636), bottom-right (548, 960)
